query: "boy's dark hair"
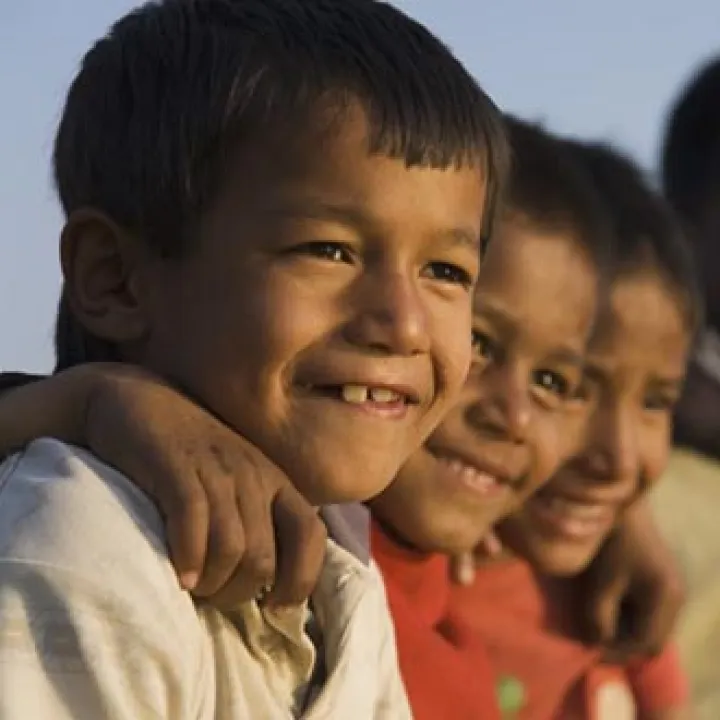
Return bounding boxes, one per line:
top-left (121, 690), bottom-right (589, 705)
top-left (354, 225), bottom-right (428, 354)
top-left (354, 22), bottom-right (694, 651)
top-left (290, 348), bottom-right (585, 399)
top-left (661, 55), bottom-right (720, 225)
top-left (54, 0), bottom-right (509, 370)
top-left (568, 139), bottom-right (702, 337)
top-left (500, 115), bottom-right (614, 280)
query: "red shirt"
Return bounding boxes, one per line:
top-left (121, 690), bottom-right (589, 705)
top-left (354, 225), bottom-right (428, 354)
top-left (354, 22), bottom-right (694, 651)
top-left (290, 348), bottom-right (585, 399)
top-left (449, 558), bottom-right (689, 719)
top-left (371, 520), bottom-right (501, 720)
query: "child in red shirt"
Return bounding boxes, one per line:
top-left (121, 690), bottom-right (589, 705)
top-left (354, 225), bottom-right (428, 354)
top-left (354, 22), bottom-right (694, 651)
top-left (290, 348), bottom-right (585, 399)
top-left (450, 143), bottom-right (698, 719)
top-left (366, 117), bottom-right (614, 719)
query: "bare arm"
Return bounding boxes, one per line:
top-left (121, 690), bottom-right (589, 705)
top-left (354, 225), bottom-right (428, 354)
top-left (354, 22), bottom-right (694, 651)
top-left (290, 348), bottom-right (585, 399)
top-left (582, 498), bottom-right (685, 659)
top-left (0, 368), bottom-right (89, 453)
top-left (0, 364), bottom-right (326, 606)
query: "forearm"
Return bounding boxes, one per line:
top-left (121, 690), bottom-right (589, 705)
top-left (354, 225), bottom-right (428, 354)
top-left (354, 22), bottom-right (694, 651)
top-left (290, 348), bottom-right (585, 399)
top-left (0, 368), bottom-right (91, 455)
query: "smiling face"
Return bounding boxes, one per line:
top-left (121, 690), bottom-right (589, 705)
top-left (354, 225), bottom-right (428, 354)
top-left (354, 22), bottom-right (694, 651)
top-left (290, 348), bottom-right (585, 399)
top-left (134, 106), bottom-right (486, 505)
top-left (500, 270), bottom-right (692, 574)
top-left (369, 215), bottom-right (599, 554)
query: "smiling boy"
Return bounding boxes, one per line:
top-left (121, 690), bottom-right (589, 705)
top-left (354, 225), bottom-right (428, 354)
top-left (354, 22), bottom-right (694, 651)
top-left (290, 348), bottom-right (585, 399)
top-left (0, 1), bottom-right (508, 717)
top-left (452, 141), bottom-right (698, 720)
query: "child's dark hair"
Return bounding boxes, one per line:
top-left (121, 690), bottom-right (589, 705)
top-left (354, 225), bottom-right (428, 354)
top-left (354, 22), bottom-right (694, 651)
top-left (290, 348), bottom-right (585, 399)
top-left (54, 0), bottom-right (509, 371)
top-left (568, 139), bottom-right (702, 339)
top-left (661, 55), bottom-right (720, 226)
top-left (500, 115), bottom-right (614, 281)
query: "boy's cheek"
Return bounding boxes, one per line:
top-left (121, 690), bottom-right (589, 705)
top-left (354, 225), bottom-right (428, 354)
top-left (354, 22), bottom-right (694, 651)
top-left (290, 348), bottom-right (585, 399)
top-left (430, 306), bottom-right (473, 400)
top-left (557, 404), bottom-right (593, 459)
top-left (530, 410), bottom-right (589, 493)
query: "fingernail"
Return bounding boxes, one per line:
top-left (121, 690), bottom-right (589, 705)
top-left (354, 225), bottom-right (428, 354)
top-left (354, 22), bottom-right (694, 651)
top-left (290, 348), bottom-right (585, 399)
top-left (487, 534), bottom-right (503, 557)
top-left (458, 561), bottom-right (475, 586)
top-left (180, 571), bottom-right (199, 590)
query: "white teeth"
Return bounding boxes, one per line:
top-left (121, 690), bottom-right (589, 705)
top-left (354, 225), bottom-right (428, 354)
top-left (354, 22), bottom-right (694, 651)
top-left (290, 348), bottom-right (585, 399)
top-left (369, 387), bottom-right (401, 403)
top-left (340, 385), bottom-right (403, 404)
top-left (342, 384), bottom-right (369, 404)
top-left (443, 458), bottom-right (498, 494)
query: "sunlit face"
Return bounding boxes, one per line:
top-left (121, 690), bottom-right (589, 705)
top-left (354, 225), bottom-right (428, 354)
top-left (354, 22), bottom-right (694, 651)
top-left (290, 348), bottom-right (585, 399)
top-left (500, 270), bottom-right (691, 574)
top-left (370, 216), bottom-right (599, 553)
top-left (135, 106), bottom-right (487, 506)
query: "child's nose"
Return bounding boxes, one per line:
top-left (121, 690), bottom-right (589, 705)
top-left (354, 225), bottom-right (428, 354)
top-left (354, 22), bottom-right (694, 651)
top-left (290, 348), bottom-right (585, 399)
top-left (465, 365), bottom-right (531, 442)
top-left (343, 271), bottom-right (431, 356)
top-left (585, 407), bottom-right (639, 486)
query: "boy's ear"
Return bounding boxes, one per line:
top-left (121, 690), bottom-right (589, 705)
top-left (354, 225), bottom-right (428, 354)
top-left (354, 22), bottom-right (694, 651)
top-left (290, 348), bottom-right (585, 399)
top-left (60, 209), bottom-right (151, 345)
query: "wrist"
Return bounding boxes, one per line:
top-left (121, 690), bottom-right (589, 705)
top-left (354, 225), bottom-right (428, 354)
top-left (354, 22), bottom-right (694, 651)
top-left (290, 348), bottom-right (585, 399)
top-left (52, 362), bottom-right (149, 446)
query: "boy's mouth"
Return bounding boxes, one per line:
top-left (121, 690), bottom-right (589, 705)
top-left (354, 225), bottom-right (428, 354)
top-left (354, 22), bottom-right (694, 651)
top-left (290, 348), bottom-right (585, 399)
top-left (527, 490), bottom-right (620, 542)
top-left (427, 447), bottom-right (519, 497)
top-left (301, 383), bottom-right (420, 419)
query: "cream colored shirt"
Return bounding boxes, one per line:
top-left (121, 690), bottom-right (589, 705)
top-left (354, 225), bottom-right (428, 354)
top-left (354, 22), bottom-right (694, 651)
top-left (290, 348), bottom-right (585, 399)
top-left (0, 439), bottom-right (411, 719)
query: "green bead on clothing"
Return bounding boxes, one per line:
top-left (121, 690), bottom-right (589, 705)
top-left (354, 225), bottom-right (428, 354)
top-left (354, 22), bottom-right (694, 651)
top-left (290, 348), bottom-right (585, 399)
top-left (497, 675), bottom-right (526, 718)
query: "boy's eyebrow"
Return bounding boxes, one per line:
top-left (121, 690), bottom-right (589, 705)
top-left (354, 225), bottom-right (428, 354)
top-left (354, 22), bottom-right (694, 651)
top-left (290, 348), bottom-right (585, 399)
top-left (649, 375), bottom-right (686, 390)
top-left (546, 347), bottom-right (586, 368)
top-left (473, 303), bottom-right (585, 367)
top-left (264, 198), bottom-right (480, 250)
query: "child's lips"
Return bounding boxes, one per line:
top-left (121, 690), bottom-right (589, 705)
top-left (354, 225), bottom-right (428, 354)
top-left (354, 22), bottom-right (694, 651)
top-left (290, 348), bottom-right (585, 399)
top-left (295, 364), bottom-right (428, 408)
top-left (426, 445), bottom-right (524, 500)
top-left (295, 381), bottom-right (421, 421)
top-left (528, 493), bottom-right (619, 541)
top-left (434, 456), bottom-right (507, 497)
top-left (426, 443), bottom-right (525, 489)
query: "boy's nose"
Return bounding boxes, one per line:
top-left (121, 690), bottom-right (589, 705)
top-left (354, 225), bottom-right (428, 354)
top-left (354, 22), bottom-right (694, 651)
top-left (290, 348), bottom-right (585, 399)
top-left (465, 365), bottom-right (531, 442)
top-left (344, 271), bottom-right (431, 356)
top-left (583, 406), bottom-right (639, 487)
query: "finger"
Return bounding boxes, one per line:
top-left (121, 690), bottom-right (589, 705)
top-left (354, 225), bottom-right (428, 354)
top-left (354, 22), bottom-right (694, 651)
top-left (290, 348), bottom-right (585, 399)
top-left (192, 470), bottom-right (249, 598)
top-left (207, 461), bottom-right (278, 605)
top-left (624, 593), bottom-right (672, 658)
top-left (450, 552), bottom-right (476, 586)
top-left (151, 467), bottom-right (210, 591)
top-left (481, 531), bottom-right (503, 558)
top-left (585, 580), bottom-right (624, 646)
top-left (264, 485), bottom-right (326, 608)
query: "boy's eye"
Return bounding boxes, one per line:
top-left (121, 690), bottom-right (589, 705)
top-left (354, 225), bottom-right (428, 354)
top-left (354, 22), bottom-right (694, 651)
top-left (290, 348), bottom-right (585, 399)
top-left (291, 241), bottom-right (353, 263)
top-left (471, 330), bottom-right (494, 362)
top-left (532, 369), bottom-right (570, 398)
top-left (423, 261), bottom-right (474, 288)
top-left (644, 393), bottom-right (677, 412)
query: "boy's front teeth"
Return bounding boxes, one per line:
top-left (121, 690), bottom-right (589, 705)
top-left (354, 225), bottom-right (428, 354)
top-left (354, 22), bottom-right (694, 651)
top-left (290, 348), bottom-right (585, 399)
top-left (342, 384), bottom-right (369, 404)
top-left (369, 387), bottom-right (400, 403)
top-left (341, 385), bottom-right (401, 404)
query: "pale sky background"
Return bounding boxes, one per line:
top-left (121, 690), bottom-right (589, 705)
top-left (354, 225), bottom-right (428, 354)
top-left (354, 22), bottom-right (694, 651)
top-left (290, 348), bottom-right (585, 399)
top-left (1, 0), bottom-right (719, 372)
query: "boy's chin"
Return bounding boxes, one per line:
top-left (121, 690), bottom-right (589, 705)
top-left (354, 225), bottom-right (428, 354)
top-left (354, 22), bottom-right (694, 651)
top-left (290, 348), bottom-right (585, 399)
top-left (369, 502), bottom-right (490, 557)
top-left (523, 540), bottom-right (600, 578)
top-left (291, 452), bottom-right (404, 507)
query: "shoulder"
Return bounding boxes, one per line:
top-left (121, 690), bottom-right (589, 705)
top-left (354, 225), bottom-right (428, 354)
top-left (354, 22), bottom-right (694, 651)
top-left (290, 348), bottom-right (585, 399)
top-left (0, 440), bottom-right (210, 718)
top-left (317, 538), bottom-right (394, 632)
top-left (626, 644), bottom-right (690, 711)
top-left (0, 438), bottom-right (185, 616)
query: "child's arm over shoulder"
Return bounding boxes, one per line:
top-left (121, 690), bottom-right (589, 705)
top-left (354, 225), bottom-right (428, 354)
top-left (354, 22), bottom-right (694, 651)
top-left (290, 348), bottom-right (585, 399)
top-left (0, 369), bottom-right (87, 455)
top-left (626, 643), bottom-right (693, 720)
top-left (0, 365), bottom-right (327, 607)
top-left (581, 499), bottom-right (685, 659)
top-left (0, 438), bottom-right (211, 719)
